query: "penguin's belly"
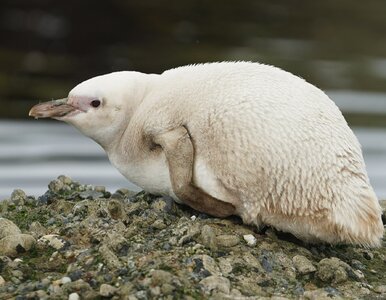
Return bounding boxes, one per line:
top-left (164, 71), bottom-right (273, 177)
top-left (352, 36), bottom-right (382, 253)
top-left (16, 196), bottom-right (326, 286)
top-left (109, 154), bottom-right (175, 198)
top-left (109, 152), bottom-right (235, 206)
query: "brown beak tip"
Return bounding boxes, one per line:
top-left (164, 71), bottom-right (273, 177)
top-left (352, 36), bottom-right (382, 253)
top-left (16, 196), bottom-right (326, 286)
top-left (28, 98), bottom-right (74, 119)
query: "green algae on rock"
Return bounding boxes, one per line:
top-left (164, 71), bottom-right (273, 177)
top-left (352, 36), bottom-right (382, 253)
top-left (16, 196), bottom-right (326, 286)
top-left (0, 176), bottom-right (385, 299)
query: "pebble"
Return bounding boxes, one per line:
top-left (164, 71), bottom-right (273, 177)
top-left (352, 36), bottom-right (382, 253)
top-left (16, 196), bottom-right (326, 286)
top-left (0, 234), bottom-right (36, 257)
top-left (68, 292), bottom-right (80, 300)
top-left (0, 218), bottom-right (21, 239)
top-left (61, 277), bottom-right (72, 284)
top-left (28, 221), bottom-right (47, 239)
top-left (38, 234), bottom-right (68, 250)
top-left (200, 225), bottom-right (217, 250)
top-left (202, 254), bottom-right (221, 276)
top-left (243, 234), bottom-right (257, 246)
top-left (99, 245), bottom-right (123, 269)
top-left (215, 234), bottom-right (240, 247)
top-left (10, 189), bottom-right (27, 205)
top-left (292, 255), bottom-right (316, 274)
top-left (375, 285), bottom-right (386, 294)
top-left (200, 275), bottom-right (231, 294)
top-left (316, 257), bottom-right (350, 284)
top-left (99, 283), bottom-right (117, 297)
top-left (150, 269), bottom-right (174, 285)
top-left (94, 186), bottom-right (106, 193)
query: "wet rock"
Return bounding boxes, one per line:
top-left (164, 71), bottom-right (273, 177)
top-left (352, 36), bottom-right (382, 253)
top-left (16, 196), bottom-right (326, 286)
top-left (218, 257), bottom-right (233, 275)
top-left (99, 283), bottom-right (117, 297)
top-left (0, 218), bottom-right (21, 239)
top-left (38, 234), bottom-right (68, 250)
top-left (94, 186), bottom-right (106, 193)
top-left (68, 292), bottom-right (80, 300)
top-left (107, 199), bottom-right (125, 219)
top-left (215, 234), bottom-right (240, 247)
top-left (0, 234), bottom-right (36, 257)
top-left (200, 275), bottom-right (230, 294)
top-left (303, 288), bottom-right (341, 299)
top-left (28, 221), bottom-right (47, 239)
top-left (316, 257), bottom-right (350, 284)
top-left (98, 244), bottom-right (123, 269)
top-left (151, 219), bottom-right (167, 230)
top-left (79, 190), bottom-right (104, 200)
top-left (374, 285), bottom-right (386, 294)
top-left (202, 254), bottom-right (221, 276)
top-left (61, 277), bottom-right (72, 284)
top-left (10, 189), bottom-right (27, 205)
top-left (292, 255), bottom-right (316, 274)
top-left (150, 269), bottom-right (174, 285)
top-left (243, 234), bottom-right (257, 246)
top-left (200, 225), bottom-right (217, 250)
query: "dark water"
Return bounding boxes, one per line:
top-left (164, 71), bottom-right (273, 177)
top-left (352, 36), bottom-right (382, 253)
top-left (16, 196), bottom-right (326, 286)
top-left (1, 1), bottom-right (386, 119)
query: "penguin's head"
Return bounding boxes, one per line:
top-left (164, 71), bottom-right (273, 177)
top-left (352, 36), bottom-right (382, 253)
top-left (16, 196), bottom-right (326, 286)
top-left (29, 71), bottom-right (152, 148)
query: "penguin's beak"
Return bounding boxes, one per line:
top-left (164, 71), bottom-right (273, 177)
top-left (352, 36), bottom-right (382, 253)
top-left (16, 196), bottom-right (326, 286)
top-left (29, 98), bottom-right (76, 119)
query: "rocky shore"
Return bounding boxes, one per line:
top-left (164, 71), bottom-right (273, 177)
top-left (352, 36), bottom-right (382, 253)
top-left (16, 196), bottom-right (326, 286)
top-left (0, 176), bottom-right (385, 300)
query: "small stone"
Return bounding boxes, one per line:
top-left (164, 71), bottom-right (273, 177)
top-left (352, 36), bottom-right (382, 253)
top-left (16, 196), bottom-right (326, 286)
top-left (0, 218), bottom-right (21, 239)
top-left (200, 275), bottom-right (230, 294)
top-left (375, 285), bottom-right (386, 294)
top-left (99, 245), bottom-right (123, 269)
top-left (49, 179), bottom-right (65, 193)
top-left (292, 255), bottom-right (316, 275)
top-left (107, 199), bottom-right (124, 219)
top-left (0, 234), bottom-right (36, 257)
top-left (362, 250), bottom-right (374, 260)
top-left (79, 190), bottom-right (103, 200)
top-left (38, 235), bottom-right (68, 250)
top-left (161, 283), bottom-right (175, 295)
top-left (218, 258), bottom-right (233, 275)
top-left (94, 186), bottom-right (106, 193)
top-left (151, 219), bottom-right (167, 230)
top-left (68, 292), bottom-right (80, 300)
top-left (0, 275), bottom-right (5, 286)
top-left (10, 189), bottom-right (26, 205)
top-left (58, 175), bottom-right (73, 185)
top-left (200, 225), bottom-right (217, 250)
top-left (28, 221), bottom-right (47, 239)
top-left (316, 257), bottom-right (350, 284)
top-left (243, 234), bottom-right (257, 246)
top-left (61, 276), bottom-right (72, 284)
top-left (304, 288), bottom-right (335, 300)
top-left (202, 254), bottom-right (221, 276)
top-left (151, 269), bottom-right (174, 285)
top-left (215, 235), bottom-right (240, 247)
top-left (100, 283), bottom-right (117, 297)
top-left (68, 270), bottom-right (83, 281)
top-left (150, 285), bottom-right (161, 296)
top-left (353, 269), bottom-right (365, 280)
top-left (191, 215), bottom-right (197, 221)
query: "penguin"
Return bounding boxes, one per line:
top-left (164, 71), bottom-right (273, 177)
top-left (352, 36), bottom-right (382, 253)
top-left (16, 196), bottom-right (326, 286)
top-left (29, 62), bottom-right (384, 246)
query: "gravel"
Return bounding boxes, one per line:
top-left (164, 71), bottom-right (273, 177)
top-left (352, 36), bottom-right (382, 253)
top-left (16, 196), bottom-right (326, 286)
top-left (0, 175), bottom-right (385, 299)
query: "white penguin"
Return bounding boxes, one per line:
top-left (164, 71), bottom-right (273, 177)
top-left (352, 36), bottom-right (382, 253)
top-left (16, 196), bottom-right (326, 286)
top-left (29, 62), bottom-right (384, 247)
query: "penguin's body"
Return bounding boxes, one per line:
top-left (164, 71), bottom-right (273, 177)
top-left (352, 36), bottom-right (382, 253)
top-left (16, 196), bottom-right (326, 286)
top-left (29, 62), bottom-right (384, 246)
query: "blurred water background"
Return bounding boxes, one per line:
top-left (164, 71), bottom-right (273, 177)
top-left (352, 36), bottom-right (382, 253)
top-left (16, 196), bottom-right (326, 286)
top-left (0, 0), bottom-right (385, 199)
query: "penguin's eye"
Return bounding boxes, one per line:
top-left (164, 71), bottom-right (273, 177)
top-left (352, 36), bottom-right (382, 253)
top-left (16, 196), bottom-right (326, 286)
top-left (91, 100), bottom-right (101, 108)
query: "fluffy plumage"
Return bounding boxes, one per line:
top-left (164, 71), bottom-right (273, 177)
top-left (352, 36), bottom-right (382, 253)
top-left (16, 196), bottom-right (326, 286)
top-left (31, 62), bottom-right (384, 246)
